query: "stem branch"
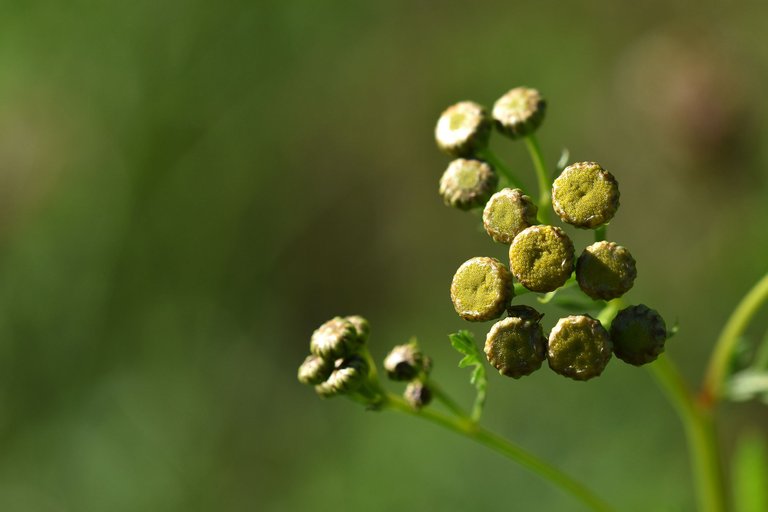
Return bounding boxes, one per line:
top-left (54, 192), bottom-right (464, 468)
top-left (479, 149), bottom-right (523, 190)
top-left (524, 134), bottom-right (551, 223)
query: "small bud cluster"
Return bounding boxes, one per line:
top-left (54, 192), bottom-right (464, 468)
top-left (438, 87), bottom-right (668, 381)
top-left (384, 341), bottom-right (433, 410)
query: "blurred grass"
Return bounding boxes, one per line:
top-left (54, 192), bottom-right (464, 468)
top-left (0, 0), bottom-right (767, 510)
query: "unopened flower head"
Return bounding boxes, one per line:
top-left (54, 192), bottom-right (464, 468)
top-left (404, 380), bottom-right (432, 410)
top-left (384, 343), bottom-right (427, 381)
top-left (439, 159), bottom-right (498, 210)
top-left (482, 188), bottom-right (539, 244)
top-left (507, 304), bottom-right (545, 322)
top-left (450, 257), bottom-right (513, 322)
top-left (435, 101), bottom-right (492, 157)
top-left (552, 162), bottom-right (620, 229)
top-left (297, 354), bottom-right (333, 385)
top-left (492, 87), bottom-right (546, 139)
top-left (610, 305), bottom-right (667, 366)
top-left (318, 354), bottom-right (370, 396)
top-left (509, 225), bottom-right (574, 292)
top-left (310, 316), bottom-right (362, 360)
top-left (548, 315), bottom-right (613, 381)
top-left (576, 241), bottom-right (637, 300)
top-left (345, 315), bottom-right (370, 343)
top-left (485, 315), bottom-right (546, 378)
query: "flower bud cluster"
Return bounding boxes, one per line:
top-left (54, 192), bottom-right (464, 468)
top-left (384, 341), bottom-right (433, 410)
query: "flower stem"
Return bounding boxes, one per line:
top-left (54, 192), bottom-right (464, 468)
top-left (479, 148), bottom-right (523, 190)
top-left (702, 271), bottom-right (768, 405)
top-left (427, 380), bottom-right (469, 418)
top-left (383, 392), bottom-right (615, 512)
top-left (524, 134), bottom-right (551, 223)
top-left (647, 355), bottom-right (726, 512)
top-left (594, 225), bottom-right (607, 243)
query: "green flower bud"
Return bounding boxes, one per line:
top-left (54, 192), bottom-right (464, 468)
top-left (310, 317), bottom-right (361, 360)
top-left (297, 354), bottom-right (333, 385)
top-left (485, 315), bottom-right (546, 378)
top-left (439, 159), bottom-right (498, 210)
top-left (435, 101), bottom-right (492, 157)
top-left (509, 225), bottom-right (574, 292)
top-left (384, 343), bottom-right (426, 381)
top-left (404, 380), bottom-right (432, 410)
top-left (492, 87), bottom-right (546, 139)
top-left (507, 305), bottom-right (545, 322)
top-left (576, 241), bottom-right (637, 301)
top-left (316, 354), bottom-right (370, 396)
top-left (345, 315), bottom-right (370, 343)
top-left (610, 305), bottom-right (667, 366)
top-left (450, 257), bottom-right (514, 322)
top-left (482, 188), bottom-right (539, 244)
top-left (552, 162), bottom-right (620, 229)
top-left (548, 315), bottom-right (613, 381)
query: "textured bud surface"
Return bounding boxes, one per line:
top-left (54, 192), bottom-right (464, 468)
top-left (404, 381), bottom-right (432, 410)
top-left (483, 188), bottom-right (539, 244)
top-left (384, 343), bottom-right (425, 381)
top-left (435, 101), bottom-right (491, 157)
top-left (552, 162), bottom-right (620, 229)
top-left (548, 315), bottom-right (613, 381)
top-left (492, 87), bottom-right (546, 139)
top-left (509, 225), bottom-right (574, 292)
top-left (506, 305), bottom-right (545, 322)
top-left (324, 355), bottom-right (369, 394)
top-left (450, 257), bottom-right (513, 322)
top-left (310, 317), bottom-right (361, 360)
top-left (610, 305), bottom-right (667, 365)
top-left (576, 241), bottom-right (637, 300)
top-left (297, 354), bottom-right (333, 385)
top-left (345, 315), bottom-right (370, 343)
top-left (485, 316), bottom-right (546, 378)
top-left (439, 159), bottom-right (498, 210)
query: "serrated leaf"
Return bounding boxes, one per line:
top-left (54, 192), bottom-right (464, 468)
top-left (733, 433), bottom-right (768, 512)
top-left (448, 330), bottom-right (487, 422)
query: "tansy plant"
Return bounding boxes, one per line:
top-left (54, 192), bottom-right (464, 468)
top-left (298, 86), bottom-right (768, 512)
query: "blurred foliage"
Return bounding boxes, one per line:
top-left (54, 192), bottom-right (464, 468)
top-left (0, 0), bottom-right (767, 510)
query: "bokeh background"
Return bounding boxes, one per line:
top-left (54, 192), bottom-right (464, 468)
top-left (1, 1), bottom-right (767, 510)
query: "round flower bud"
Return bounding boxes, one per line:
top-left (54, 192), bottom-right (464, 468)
top-left (404, 381), bottom-right (432, 410)
top-left (322, 354), bottom-right (370, 395)
top-left (485, 316), bottom-right (546, 378)
top-left (492, 87), bottom-right (546, 139)
top-left (552, 162), bottom-right (620, 229)
top-left (384, 343), bottom-right (426, 381)
top-left (345, 315), bottom-right (370, 343)
top-left (507, 305), bottom-right (545, 322)
top-left (610, 305), bottom-right (667, 366)
top-left (509, 225), bottom-right (574, 292)
top-left (450, 257), bottom-right (514, 322)
top-left (297, 354), bottom-right (333, 385)
top-left (435, 101), bottom-right (492, 157)
top-left (576, 241), bottom-right (637, 301)
top-left (310, 317), bottom-right (361, 360)
top-left (548, 315), bottom-right (613, 381)
top-left (439, 159), bottom-right (498, 210)
top-left (482, 188), bottom-right (539, 244)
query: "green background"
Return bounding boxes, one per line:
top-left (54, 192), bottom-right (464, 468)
top-left (0, 1), bottom-right (767, 510)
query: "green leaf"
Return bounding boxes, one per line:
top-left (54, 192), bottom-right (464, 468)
top-left (556, 148), bottom-right (570, 173)
top-left (725, 369), bottom-right (768, 404)
top-left (733, 432), bottom-right (768, 512)
top-left (449, 330), bottom-right (487, 422)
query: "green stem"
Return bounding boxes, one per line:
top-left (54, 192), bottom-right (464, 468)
top-left (479, 148), bottom-right (523, 190)
top-left (702, 271), bottom-right (768, 404)
top-left (597, 298), bottom-right (622, 327)
top-left (594, 225), bottom-right (607, 243)
top-left (427, 380), bottom-right (468, 417)
top-left (524, 134), bottom-right (551, 223)
top-left (647, 355), bottom-right (726, 512)
top-left (383, 393), bottom-right (615, 512)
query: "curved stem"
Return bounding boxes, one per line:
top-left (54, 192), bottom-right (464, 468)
top-left (383, 393), bottom-right (615, 512)
top-left (648, 355), bottom-right (726, 512)
top-left (524, 134), bottom-right (551, 223)
top-left (479, 148), bottom-right (523, 190)
top-left (702, 271), bottom-right (768, 405)
top-left (427, 380), bottom-right (469, 418)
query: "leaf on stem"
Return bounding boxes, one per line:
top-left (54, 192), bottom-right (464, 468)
top-left (449, 330), bottom-right (487, 422)
top-left (725, 369), bottom-right (768, 404)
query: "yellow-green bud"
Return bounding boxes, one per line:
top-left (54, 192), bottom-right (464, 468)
top-left (610, 305), bottom-right (667, 366)
top-left (310, 317), bottom-right (362, 360)
top-left (345, 315), bottom-right (370, 343)
top-left (435, 101), bottom-right (492, 157)
top-left (482, 188), bottom-right (539, 244)
top-left (298, 354), bottom-right (333, 385)
top-left (317, 354), bottom-right (370, 396)
top-left (485, 315), bottom-right (546, 378)
top-left (507, 305), bottom-right (545, 322)
top-left (492, 87), bottom-right (546, 139)
top-left (450, 257), bottom-right (514, 322)
top-left (509, 225), bottom-right (574, 292)
top-left (404, 381), bottom-right (432, 410)
top-left (439, 159), bottom-right (498, 210)
top-left (547, 315), bottom-right (613, 381)
top-left (552, 162), bottom-right (620, 229)
top-left (384, 343), bottom-right (426, 381)
top-left (576, 241), bottom-right (637, 301)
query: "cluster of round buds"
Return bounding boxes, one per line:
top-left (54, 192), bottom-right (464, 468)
top-left (383, 341), bottom-right (433, 410)
top-left (298, 315), bottom-right (375, 398)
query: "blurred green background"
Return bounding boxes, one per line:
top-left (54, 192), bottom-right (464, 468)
top-left (1, 1), bottom-right (767, 510)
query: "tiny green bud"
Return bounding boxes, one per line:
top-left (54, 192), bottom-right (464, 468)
top-left (310, 317), bottom-right (361, 360)
top-left (482, 188), bottom-right (539, 244)
top-left (548, 315), bottom-right (613, 381)
top-left (485, 315), bottom-right (546, 378)
top-left (435, 101), bottom-right (492, 157)
top-left (321, 354), bottom-right (370, 395)
top-left (384, 343), bottom-right (426, 381)
top-left (610, 305), bottom-right (667, 366)
top-left (345, 315), bottom-right (370, 343)
top-left (576, 241), bottom-right (637, 300)
top-left (404, 380), bottom-right (432, 410)
top-left (298, 354), bottom-right (333, 385)
top-left (509, 225), bottom-right (574, 292)
top-left (552, 162), bottom-right (620, 229)
top-left (507, 304), bottom-right (545, 322)
top-left (439, 159), bottom-right (498, 210)
top-left (450, 257), bottom-right (514, 322)
top-left (492, 87), bottom-right (546, 139)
